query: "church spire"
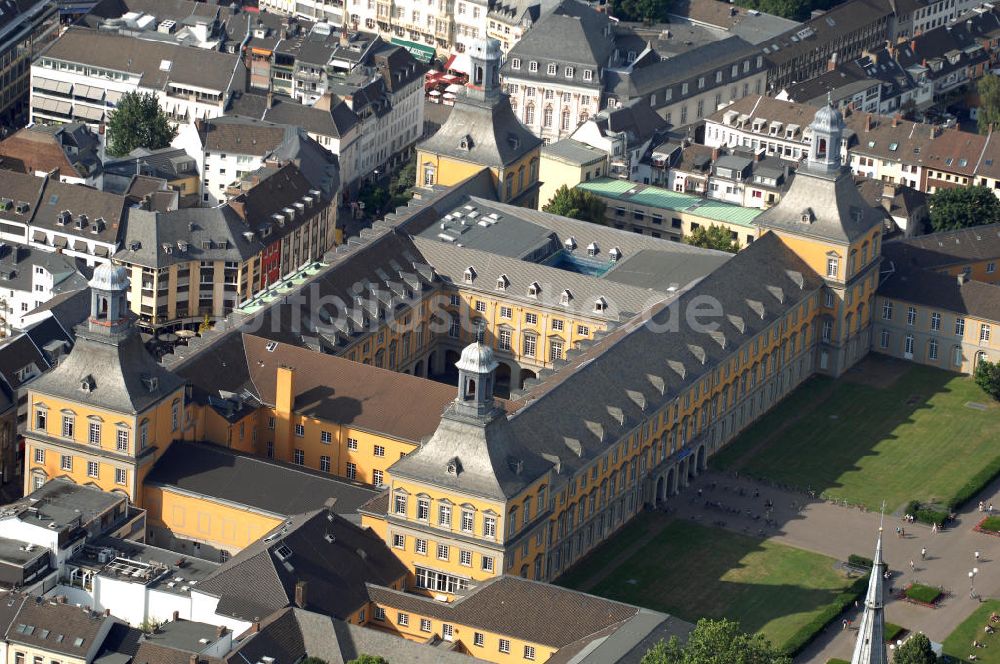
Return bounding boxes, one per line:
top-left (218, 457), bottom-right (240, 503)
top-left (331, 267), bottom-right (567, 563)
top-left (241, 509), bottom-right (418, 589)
top-left (851, 510), bottom-right (888, 664)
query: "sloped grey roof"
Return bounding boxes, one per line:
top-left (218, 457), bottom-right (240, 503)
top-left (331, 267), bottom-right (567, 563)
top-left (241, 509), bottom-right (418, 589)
top-left (30, 324), bottom-right (184, 414)
top-left (264, 97), bottom-right (360, 140)
top-left (506, 232), bottom-right (823, 478)
top-left (754, 165), bottom-right (882, 244)
top-left (115, 205), bottom-right (259, 268)
top-left (416, 91), bottom-right (541, 169)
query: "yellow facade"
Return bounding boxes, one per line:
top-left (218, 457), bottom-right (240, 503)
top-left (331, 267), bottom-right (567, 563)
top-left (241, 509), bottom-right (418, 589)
top-left (24, 388), bottom-right (185, 505)
top-left (143, 484), bottom-right (283, 553)
top-left (537, 148), bottom-right (607, 211)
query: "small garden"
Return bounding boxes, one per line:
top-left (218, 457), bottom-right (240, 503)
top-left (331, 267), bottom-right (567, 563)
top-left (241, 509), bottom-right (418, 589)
top-left (902, 583), bottom-right (943, 607)
top-left (943, 600), bottom-right (1000, 663)
top-left (976, 515), bottom-right (1000, 536)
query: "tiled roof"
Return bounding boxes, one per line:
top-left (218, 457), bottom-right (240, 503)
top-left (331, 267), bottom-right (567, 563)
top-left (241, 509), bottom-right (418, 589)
top-left (8, 599), bottom-right (115, 658)
top-left (367, 576), bottom-right (640, 647)
top-left (882, 223), bottom-right (1000, 268)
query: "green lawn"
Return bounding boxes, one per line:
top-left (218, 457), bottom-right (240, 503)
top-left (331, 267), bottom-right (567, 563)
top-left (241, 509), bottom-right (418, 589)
top-left (712, 360), bottom-right (1000, 510)
top-left (558, 517), bottom-right (857, 652)
top-left (943, 600), bottom-right (1000, 663)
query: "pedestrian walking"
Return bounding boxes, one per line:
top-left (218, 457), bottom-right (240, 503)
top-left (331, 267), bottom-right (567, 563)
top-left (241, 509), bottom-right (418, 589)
top-left (909, 559), bottom-right (915, 571)
top-left (976, 551), bottom-right (981, 562)
top-left (980, 501), bottom-right (985, 512)
top-left (921, 547), bottom-right (927, 560)
top-left (991, 504), bottom-right (995, 514)
top-left (842, 619), bottom-right (848, 630)
top-left (932, 523), bottom-right (938, 534)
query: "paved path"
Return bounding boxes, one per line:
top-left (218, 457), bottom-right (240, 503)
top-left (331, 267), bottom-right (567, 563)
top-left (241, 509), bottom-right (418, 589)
top-left (670, 469), bottom-right (1000, 663)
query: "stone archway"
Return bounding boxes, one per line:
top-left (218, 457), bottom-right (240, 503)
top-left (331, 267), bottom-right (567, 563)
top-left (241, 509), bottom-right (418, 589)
top-left (696, 444), bottom-right (707, 471)
top-left (666, 466), bottom-right (677, 497)
top-left (518, 368), bottom-right (537, 389)
top-left (495, 362), bottom-right (512, 398)
top-left (413, 359), bottom-right (425, 377)
top-left (655, 475), bottom-right (665, 503)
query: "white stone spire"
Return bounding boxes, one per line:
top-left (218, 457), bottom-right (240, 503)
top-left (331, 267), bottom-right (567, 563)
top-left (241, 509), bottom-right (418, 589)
top-left (851, 513), bottom-right (888, 664)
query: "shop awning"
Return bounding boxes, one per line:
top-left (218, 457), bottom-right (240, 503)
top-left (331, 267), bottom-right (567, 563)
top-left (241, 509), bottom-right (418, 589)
top-left (390, 37), bottom-right (436, 64)
top-left (73, 104), bottom-right (104, 121)
top-left (74, 84), bottom-right (104, 102)
top-left (34, 97), bottom-right (72, 116)
top-left (105, 90), bottom-right (123, 105)
top-left (33, 78), bottom-right (72, 95)
top-left (447, 52), bottom-right (472, 75)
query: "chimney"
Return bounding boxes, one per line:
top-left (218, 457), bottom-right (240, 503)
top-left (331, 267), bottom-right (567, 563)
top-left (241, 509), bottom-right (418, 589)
top-left (250, 621), bottom-right (260, 634)
top-left (216, 626), bottom-right (226, 639)
top-left (189, 655), bottom-right (198, 664)
top-left (104, 609), bottom-right (111, 617)
top-left (340, 29), bottom-right (349, 47)
top-left (711, 147), bottom-right (719, 162)
top-left (173, 610), bottom-right (180, 621)
top-left (294, 581), bottom-right (307, 608)
top-left (865, 114), bottom-right (873, 132)
top-left (892, 114), bottom-right (899, 127)
top-left (827, 57), bottom-right (837, 72)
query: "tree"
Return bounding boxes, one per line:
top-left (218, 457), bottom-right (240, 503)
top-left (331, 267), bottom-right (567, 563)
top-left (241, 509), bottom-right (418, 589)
top-left (105, 91), bottom-right (178, 157)
top-left (610, 0), bottom-right (672, 22)
top-left (640, 619), bottom-right (791, 664)
top-left (684, 224), bottom-right (739, 253)
top-left (893, 633), bottom-right (938, 664)
top-left (542, 185), bottom-right (607, 225)
top-left (975, 358), bottom-right (1000, 401)
top-left (928, 186), bottom-right (1000, 232)
top-left (978, 74), bottom-right (1000, 135)
top-left (346, 656), bottom-right (387, 664)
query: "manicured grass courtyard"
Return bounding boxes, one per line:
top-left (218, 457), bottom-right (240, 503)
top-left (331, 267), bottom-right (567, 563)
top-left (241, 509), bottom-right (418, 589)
top-left (557, 516), bottom-right (859, 652)
top-left (980, 516), bottom-right (1000, 534)
top-left (711, 359), bottom-right (1000, 511)
top-left (943, 600), bottom-right (1000, 663)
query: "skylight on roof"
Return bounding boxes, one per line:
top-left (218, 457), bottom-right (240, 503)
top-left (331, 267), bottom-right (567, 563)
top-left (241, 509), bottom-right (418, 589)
top-left (889, 142), bottom-right (898, 151)
top-left (959, 158), bottom-right (968, 167)
top-left (867, 141), bottom-right (876, 148)
top-left (159, 60), bottom-right (172, 72)
top-left (945, 157), bottom-right (954, 165)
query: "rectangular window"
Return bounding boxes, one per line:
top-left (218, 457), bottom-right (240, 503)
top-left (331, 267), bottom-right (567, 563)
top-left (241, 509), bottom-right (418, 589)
top-left (294, 424), bottom-right (305, 437)
top-left (293, 449), bottom-right (304, 465)
top-left (268, 417), bottom-right (275, 430)
top-left (929, 338), bottom-right (939, 360)
top-left (395, 493), bottom-right (407, 515)
top-left (499, 328), bottom-right (512, 351)
top-left (397, 612), bottom-right (409, 627)
top-left (415, 538), bottom-right (427, 555)
top-left (87, 461), bottom-right (99, 478)
top-left (500, 306), bottom-right (512, 319)
top-left (483, 515), bottom-right (496, 538)
top-left (373, 469), bottom-right (383, 485)
top-left (549, 339), bottom-right (563, 361)
top-left (89, 422), bottom-right (101, 445)
top-left (524, 645), bottom-right (536, 661)
top-left (907, 306), bottom-right (917, 326)
top-left (461, 509), bottom-right (474, 532)
top-left (880, 329), bottom-right (890, 349)
top-left (115, 468), bottom-right (127, 485)
top-left (500, 639), bottom-right (511, 654)
top-left (320, 431), bottom-right (332, 444)
top-left (392, 533), bottom-right (405, 549)
top-left (523, 335), bottom-right (536, 358)
top-left (347, 437), bottom-right (358, 450)
top-left (474, 632), bottom-right (485, 647)
top-left (346, 462), bottom-right (357, 479)
top-left (60, 455), bottom-right (72, 471)
top-left (982, 324), bottom-right (992, 342)
top-left (172, 403), bottom-right (179, 431)
top-left (931, 312), bottom-right (941, 331)
top-left (826, 257), bottom-right (839, 278)
top-left (443, 624), bottom-right (454, 641)
top-left (956, 317), bottom-right (966, 336)
top-left (420, 618), bottom-right (432, 632)
top-left (417, 498), bottom-right (430, 520)
top-left (525, 312), bottom-right (537, 325)
top-left (437, 543), bottom-right (450, 561)
top-left (375, 607), bottom-right (385, 621)
top-left (34, 410), bottom-right (46, 431)
top-left (882, 301), bottom-right (893, 320)
top-left (905, 334), bottom-right (915, 355)
top-left (551, 319), bottom-right (564, 331)
top-left (33, 448), bottom-right (44, 464)
top-left (459, 549), bottom-right (472, 566)
top-left (62, 416), bottom-right (74, 439)
top-left (439, 504), bottom-right (452, 527)
top-left (374, 445), bottom-right (385, 457)
top-left (482, 555), bottom-right (494, 572)
top-left (577, 325), bottom-right (589, 336)
top-left (475, 300), bottom-right (486, 313)
top-left (320, 455), bottom-right (330, 472)
top-left (116, 428), bottom-right (128, 452)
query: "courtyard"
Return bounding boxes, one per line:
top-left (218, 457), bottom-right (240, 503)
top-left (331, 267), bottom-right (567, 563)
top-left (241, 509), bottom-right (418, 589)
top-left (711, 357), bottom-right (1000, 511)
top-left (943, 600), bottom-right (1000, 663)
top-left (557, 513), bottom-right (860, 653)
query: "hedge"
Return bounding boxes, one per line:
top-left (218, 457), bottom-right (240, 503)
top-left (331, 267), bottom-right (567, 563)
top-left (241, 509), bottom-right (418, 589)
top-left (980, 516), bottom-right (1000, 533)
top-left (884, 623), bottom-right (904, 642)
top-left (949, 454), bottom-right (1000, 509)
top-left (782, 575), bottom-right (869, 656)
top-left (905, 500), bottom-right (948, 526)
top-left (848, 554), bottom-right (873, 569)
top-left (827, 660), bottom-right (850, 664)
top-left (905, 583), bottom-right (942, 605)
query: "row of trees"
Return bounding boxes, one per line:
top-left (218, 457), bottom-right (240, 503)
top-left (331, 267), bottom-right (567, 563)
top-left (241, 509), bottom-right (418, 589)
top-left (639, 619), bottom-right (940, 664)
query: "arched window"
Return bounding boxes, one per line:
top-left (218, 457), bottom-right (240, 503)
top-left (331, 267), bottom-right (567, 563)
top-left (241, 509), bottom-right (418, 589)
top-left (579, 111), bottom-right (589, 123)
top-left (524, 103), bottom-right (535, 125)
top-left (560, 108), bottom-right (570, 131)
top-left (543, 106), bottom-right (553, 128)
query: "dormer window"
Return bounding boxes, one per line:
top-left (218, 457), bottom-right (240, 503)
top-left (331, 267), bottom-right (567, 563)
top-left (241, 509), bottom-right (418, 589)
top-left (564, 236), bottom-right (576, 250)
top-left (546, 63), bottom-right (557, 75)
top-left (80, 375), bottom-right (95, 392)
top-left (464, 266), bottom-right (477, 284)
top-left (583, 70), bottom-right (593, 81)
top-left (446, 456), bottom-right (462, 475)
top-left (511, 58), bottom-right (521, 69)
top-left (594, 296), bottom-right (607, 313)
top-left (587, 242), bottom-right (598, 257)
top-left (459, 135), bottom-right (473, 150)
top-left (565, 66), bottom-right (575, 77)
top-left (496, 274), bottom-right (509, 291)
top-left (609, 247), bottom-right (622, 262)
top-left (527, 281), bottom-right (540, 298)
top-left (560, 289), bottom-right (573, 305)
top-left (528, 61), bottom-right (538, 72)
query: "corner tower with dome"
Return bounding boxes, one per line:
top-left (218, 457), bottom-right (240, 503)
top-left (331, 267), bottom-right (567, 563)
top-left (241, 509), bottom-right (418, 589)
top-left (362, 330), bottom-right (554, 595)
top-left (23, 263), bottom-right (185, 503)
top-left (755, 97), bottom-right (885, 377)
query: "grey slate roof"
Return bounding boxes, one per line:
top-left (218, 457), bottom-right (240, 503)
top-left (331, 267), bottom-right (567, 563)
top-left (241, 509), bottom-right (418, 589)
top-left (30, 321), bottom-right (184, 414)
top-left (506, 232), bottom-right (823, 478)
top-left (754, 165), bottom-right (882, 245)
top-left (228, 607), bottom-right (486, 664)
top-left (115, 205), bottom-right (257, 269)
top-left (195, 509), bottom-right (407, 622)
top-left (263, 97), bottom-right (360, 140)
top-left (541, 138), bottom-right (607, 166)
top-left (882, 223), bottom-right (1000, 269)
top-left (146, 441), bottom-right (377, 520)
top-left (416, 90), bottom-right (541, 169)
top-left (0, 245), bottom-right (87, 296)
top-left (878, 267), bottom-right (1000, 323)
top-left (8, 599), bottom-right (115, 658)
